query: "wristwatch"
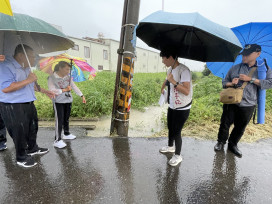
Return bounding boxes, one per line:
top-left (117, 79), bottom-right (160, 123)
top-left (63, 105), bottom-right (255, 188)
top-left (250, 77), bottom-right (256, 84)
top-left (174, 82), bottom-right (179, 88)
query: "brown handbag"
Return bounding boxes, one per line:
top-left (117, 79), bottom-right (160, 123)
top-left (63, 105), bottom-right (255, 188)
top-left (219, 67), bottom-right (257, 104)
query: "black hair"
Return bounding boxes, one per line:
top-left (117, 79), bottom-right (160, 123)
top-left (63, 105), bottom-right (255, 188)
top-left (159, 47), bottom-right (178, 59)
top-left (54, 61), bottom-right (71, 72)
top-left (14, 44), bottom-right (33, 56)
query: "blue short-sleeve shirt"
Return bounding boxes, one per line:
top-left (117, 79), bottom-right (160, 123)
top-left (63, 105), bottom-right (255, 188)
top-left (0, 56), bottom-right (36, 103)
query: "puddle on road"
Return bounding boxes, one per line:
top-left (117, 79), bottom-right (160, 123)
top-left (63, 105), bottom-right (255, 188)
top-left (87, 105), bottom-right (168, 137)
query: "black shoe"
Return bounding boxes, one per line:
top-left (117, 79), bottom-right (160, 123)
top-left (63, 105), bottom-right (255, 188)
top-left (214, 142), bottom-right (224, 151)
top-left (27, 147), bottom-right (49, 156)
top-left (228, 144), bottom-right (242, 157)
top-left (17, 156), bottom-right (37, 168)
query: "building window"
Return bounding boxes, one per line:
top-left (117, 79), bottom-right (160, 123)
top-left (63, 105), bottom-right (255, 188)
top-left (98, 65), bottom-right (103, 70)
top-left (72, 44), bottom-right (79, 51)
top-left (84, 46), bottom-right (90, 58)
top-left (103, 50), bottom-right (108, 60)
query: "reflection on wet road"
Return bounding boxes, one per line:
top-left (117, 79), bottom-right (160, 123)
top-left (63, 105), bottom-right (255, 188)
top-left (0, 128), bottom-right (272, 203)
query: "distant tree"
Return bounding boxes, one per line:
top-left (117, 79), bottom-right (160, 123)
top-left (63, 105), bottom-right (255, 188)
top-left (202, 64), bottom-right (211, 76)
top-left (191, 71), bottom-right (197, 81)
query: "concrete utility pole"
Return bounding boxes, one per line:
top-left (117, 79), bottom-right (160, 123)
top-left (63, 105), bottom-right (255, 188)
top-left (110, 0), bottom-right (141, 136)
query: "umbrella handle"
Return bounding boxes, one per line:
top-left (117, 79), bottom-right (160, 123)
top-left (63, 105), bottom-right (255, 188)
top-left (35, 82), bottom-right (41, 91)
top-left (68, 59), bottom-right (73, 86)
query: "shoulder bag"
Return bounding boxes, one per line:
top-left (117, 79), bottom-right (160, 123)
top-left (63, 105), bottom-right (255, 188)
top-left (219, 67), bottom-right (257, 104)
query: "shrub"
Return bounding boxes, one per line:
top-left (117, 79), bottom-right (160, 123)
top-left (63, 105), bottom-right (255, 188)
top-left (202, 64), bottom-right (211, 76)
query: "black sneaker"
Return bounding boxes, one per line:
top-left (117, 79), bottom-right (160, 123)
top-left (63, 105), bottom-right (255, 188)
top-left (27, 147), bottom-right (49, 156)
top-left (17, 156), bottom-right (37, 168)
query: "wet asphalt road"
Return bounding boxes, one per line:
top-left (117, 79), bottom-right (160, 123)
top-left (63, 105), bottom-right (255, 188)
top-left (0, 127), bottom-right (272, 204)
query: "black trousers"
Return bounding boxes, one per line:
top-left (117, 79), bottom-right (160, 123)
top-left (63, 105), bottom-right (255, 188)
top-left (54, 103), bottom-right (72, 141)
top-left (167, 107), bottom-right (190, 155)
top-left (0, 102), bottom-right (39, 161)
top-left (217, 104), bottom-right (255, 145)
top-left (0, 111), bottom-right (7, 144)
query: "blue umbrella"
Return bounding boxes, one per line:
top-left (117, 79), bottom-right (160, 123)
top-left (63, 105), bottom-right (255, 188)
top-left (207, 22), bottom-right (272, 124)
top-left (207, 22), bottom-right (272, 78)
top-left (136, 11), bottom-right (242, 62)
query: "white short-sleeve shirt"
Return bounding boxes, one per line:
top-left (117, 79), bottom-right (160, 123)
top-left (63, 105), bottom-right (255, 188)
top-left (169, 67), bottom-right (191, 110)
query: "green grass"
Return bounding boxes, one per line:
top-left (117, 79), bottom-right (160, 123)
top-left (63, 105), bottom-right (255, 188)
top-left (34, 71), bottom-right (165, 118)
top-left (35, 70), bottom-right (272, 125)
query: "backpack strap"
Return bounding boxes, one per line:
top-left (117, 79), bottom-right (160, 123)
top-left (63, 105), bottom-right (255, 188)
top-left (241, 66), bottom-right (257, 89)
top-left (264, 58), bottom-right (270, 73)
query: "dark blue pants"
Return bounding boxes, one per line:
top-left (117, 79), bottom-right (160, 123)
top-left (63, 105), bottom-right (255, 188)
top-left (0, 112), bottom-right (7, 144)
top-left (54, 103), bottom-right (72, 141)
top-left (0, 102), bottom-right (39, 161)
top-left (167, 107), bottom-right (190, 155)
top-left (217, 104), bottom-right (255, 145)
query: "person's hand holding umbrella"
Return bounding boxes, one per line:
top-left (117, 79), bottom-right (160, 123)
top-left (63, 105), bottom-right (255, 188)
top-left (62, 85), bottom-right (72, 97)
top-left (27, 72), bottom-right (38, 83)
top-left (167, 73), bottom-right (176, 85)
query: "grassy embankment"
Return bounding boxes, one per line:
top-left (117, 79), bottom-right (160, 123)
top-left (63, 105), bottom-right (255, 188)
top-left (35, 71), bottom-right (272, 142)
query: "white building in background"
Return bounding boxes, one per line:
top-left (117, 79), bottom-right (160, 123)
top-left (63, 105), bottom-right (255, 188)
top-left (66, 36), bottom-right (166, 73)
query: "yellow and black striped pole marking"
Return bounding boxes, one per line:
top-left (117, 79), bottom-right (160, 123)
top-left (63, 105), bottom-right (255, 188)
top-left (118, 56), bottom-right (134, 121)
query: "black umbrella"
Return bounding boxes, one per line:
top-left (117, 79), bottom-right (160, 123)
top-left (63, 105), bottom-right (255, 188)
top-left (136, 11), bottom-right (242, 62)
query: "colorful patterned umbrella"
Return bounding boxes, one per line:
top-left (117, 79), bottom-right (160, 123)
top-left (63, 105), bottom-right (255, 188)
top-left (39, 53), bottom-right (96, 82)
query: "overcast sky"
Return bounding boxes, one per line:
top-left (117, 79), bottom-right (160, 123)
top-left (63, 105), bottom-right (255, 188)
top-left (10, 0), bottom-right (272, 71)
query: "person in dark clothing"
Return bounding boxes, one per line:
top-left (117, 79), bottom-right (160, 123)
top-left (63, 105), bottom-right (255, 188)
top-left (0, 44), bottom-right (55, 167)
top-left (0, 55), bottom-right (7, 151)
top-left (214, 44), bottom-right (272, 157)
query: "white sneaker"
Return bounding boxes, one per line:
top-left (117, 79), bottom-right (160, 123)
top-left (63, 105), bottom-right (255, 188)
top-left (159, 146), bottom-right (175, 153)
top-left (168, 154), bottom-right (182, 166)
top-left (62, 134), bottom-right (76, 140)
top-left (53, 140), bottom-right (67, 149)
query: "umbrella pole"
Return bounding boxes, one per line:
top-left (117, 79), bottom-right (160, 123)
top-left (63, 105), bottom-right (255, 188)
top-left (69, 59), bottom-right (73, 86)
top-left (65, 59), bottom-right (73, 97)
